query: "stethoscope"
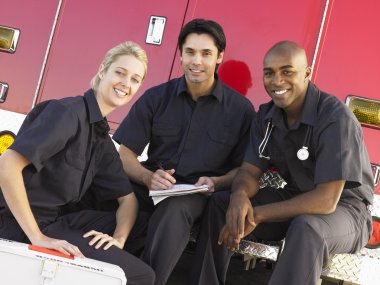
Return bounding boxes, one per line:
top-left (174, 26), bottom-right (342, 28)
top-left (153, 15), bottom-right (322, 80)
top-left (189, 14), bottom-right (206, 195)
top-left (258, 90), bottom-right (320, 161)
top-left (258, 120), bottom-right (312, 161)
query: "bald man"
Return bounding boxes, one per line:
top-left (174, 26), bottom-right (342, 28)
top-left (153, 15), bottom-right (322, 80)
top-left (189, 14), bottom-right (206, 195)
top-left (189, 41), bottom-right (374, 285)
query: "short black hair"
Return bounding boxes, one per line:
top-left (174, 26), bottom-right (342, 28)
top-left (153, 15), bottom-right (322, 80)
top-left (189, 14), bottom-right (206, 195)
top-left (178, 18), bottom-right (226, 54)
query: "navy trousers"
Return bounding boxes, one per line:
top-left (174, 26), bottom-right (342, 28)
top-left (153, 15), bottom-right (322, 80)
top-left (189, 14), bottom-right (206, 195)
top-left (189, 188), bottom-right (372, 285)
top-left (132, 181), bottom-right (209, 285)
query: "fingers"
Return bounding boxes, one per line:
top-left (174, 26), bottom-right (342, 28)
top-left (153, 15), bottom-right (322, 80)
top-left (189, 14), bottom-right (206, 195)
top-left (218, 225), bottom-right (240, 251)
top-left (226, 207), bottom-right (240, 240)
top-left (246, 206), bottom-right (256, 228)
top-left (32, 236), bottom-right (85, 258)
top-left (224, 209), bottom-right (241, 250)
top-left (243, 207), bottom-right (257, 238)
top-left (218, 225), bottom-right (229, 245)
top-left (195, 177), bottom-right (215, 193)
top-left (237, 209), bottom-right (245, 238)
top-left (83, 230), bottom-right (122, 250)
top-left (151, 169), bottom-right (176, 189)
top-left (58, 242), bottom-right (84, 258)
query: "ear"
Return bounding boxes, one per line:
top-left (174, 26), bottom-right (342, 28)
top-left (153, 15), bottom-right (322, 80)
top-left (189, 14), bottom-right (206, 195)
top-left (98, 64), bottom-right (105, 79)
top-left (305, 66), bottom-right (312, 81)
top-left (216, 51), bottom-right (224, 64)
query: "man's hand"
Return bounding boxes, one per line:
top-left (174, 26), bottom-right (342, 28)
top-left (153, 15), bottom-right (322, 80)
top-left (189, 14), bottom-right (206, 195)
top-left (218, 191), bottom-right (256, 250)
top-left (195, 176), bottom-right (216, 195)
top-left (83, 230), bottom-right (124, 250)
top-left (148, 169), bottom-right (176, 190)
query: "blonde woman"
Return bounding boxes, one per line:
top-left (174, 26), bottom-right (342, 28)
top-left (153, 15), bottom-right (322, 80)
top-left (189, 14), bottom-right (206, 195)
top-left (0, 42), bottom-right (155, 285)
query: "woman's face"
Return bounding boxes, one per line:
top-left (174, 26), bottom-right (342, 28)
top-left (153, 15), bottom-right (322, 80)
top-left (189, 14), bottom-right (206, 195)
top-left (96, 54), bottom-right (145, 115)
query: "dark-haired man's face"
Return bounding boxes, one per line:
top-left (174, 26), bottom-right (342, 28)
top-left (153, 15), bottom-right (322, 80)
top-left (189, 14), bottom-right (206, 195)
top-left (181, 33), bottom-right (223, 89)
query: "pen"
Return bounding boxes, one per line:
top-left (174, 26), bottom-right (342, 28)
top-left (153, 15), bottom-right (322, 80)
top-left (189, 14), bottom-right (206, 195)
top-left (158, 162), bottom-right (165, 171)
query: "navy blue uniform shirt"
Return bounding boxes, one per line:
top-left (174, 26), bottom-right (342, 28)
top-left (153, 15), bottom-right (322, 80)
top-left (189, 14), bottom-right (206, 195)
top-left (245, 82), bottom-right (374, 204)
top-left (113, 76), bottom-right (255, 184)
top-left (0, 89), bottom-right (132, 223)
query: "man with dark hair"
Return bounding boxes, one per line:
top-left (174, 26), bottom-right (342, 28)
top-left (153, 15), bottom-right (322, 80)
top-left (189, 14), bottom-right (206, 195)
top-left (190, 40), bottom-right (374, 285)
top-left (177, 18), bottom-right (226, 64)
top-left (112, 18), bottom-right (255, 285)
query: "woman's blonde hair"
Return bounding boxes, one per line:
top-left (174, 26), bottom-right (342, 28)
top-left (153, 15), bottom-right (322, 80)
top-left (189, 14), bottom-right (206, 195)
top-left (91, 41), bottom-right (148, 91)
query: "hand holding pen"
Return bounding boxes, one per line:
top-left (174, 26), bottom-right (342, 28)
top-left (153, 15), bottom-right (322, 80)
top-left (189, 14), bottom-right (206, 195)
top-left (149, 162), bottom-right (176, 190)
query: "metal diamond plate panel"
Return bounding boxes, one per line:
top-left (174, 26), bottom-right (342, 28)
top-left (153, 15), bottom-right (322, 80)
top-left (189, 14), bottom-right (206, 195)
top-left (259, 171), bottom-right (287, 189)
top-left (371, 194), bottom-right (380, 217)
top-left (236, 240), bottom-right (280, 262)
top-left (321, 247), bottom-right (380, 285)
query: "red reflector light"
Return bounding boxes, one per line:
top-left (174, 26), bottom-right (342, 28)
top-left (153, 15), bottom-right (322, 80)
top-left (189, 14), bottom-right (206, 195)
top-left (0, 131), bottom-right (15, 155)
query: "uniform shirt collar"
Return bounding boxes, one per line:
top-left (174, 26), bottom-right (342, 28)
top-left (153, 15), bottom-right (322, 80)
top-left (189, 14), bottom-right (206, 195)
top-left (264, 82), bottom-right (320, 129)
top-left (176, 75), bottom-right (224, 102)
top-left (84, 89), bottom-right (110, 133)
top-left (298, 82), bottom-right (320, 127)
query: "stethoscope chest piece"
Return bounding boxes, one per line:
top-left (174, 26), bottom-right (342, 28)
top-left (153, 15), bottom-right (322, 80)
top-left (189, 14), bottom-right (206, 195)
top-left (297, 147), bottom-right (309, 161)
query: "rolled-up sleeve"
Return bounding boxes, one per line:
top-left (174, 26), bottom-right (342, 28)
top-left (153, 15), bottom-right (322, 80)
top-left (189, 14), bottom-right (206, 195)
top-left (9, 101), bottom-right (78, 172)
top-left (314, 117), bottom-right (362, 188)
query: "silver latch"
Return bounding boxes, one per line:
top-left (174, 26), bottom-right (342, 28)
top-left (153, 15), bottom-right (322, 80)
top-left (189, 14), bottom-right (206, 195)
top-left (40, 260), bottom-right (58, 284)
top-left (0, 82), bottom-right (9, 103)
top-left (372, 163), bottom-right (380, 187)
top-left (146, 16), bottom-right (166, 45)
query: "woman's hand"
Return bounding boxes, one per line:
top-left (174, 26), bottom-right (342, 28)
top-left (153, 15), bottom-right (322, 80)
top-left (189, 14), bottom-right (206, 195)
top-left (83, 230), bottom-right (124, 250)
top-left (31, 234), bottom-right (84, 258)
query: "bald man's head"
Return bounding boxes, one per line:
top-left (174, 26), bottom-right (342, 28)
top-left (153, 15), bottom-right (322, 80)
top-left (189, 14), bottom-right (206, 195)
top-left (263, 41), bottom-right (312, 117)
top-left (265, 41), bottom-right (309, 68)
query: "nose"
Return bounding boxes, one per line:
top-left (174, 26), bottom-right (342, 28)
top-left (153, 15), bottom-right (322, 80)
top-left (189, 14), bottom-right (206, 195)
top-left (121, 76), bottom-right (131, 89)
top-left (272, 72), bottom-right (283, 86)
top-left (192, 53), bottom-right (202, 65)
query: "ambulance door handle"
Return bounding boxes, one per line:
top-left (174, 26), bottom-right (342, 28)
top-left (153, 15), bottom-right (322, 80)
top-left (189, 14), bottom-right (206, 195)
top-left (146, 16), bottom-right (166, 45)
top-left (0, 82), bottom-right (9, 103)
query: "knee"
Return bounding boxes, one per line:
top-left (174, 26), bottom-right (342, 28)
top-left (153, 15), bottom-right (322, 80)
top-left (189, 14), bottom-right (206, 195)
top-left (139, 267), bottom-right (156, 285)
top-left (125, 262), bottom-right (156, 285)
top-left (159, 195), bottom-right (207, 222)
top-left (287, 215), bottom-right (324, 243)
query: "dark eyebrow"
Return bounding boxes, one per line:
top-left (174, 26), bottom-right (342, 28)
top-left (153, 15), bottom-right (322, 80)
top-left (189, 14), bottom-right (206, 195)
top-left (279, 65), bottom-right (294, 69)
top-left (184, 47), bottom-right (213, 53)
top-left (263, 65), bottom-right (294, 71)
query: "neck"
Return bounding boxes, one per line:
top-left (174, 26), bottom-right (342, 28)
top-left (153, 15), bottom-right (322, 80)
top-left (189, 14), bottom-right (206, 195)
top-left (95, 93), bottom-right (113, 117)
top-left (286, 113), bottom-right (298, 127)
top-left (186, 78), bottom-right (215, 101)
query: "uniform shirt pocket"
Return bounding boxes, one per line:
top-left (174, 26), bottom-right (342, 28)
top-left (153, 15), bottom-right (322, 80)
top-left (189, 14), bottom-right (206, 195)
top-left (150, 123), bottom-right (182, 158)
top-left (203, 127), bottom-right (235, 169)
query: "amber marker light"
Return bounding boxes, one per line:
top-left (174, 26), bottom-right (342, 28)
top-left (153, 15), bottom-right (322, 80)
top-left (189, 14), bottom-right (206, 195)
top-left (346, 96), bottom-right (380, 130)
top-left (0, 131), bottom-right (15, 155)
